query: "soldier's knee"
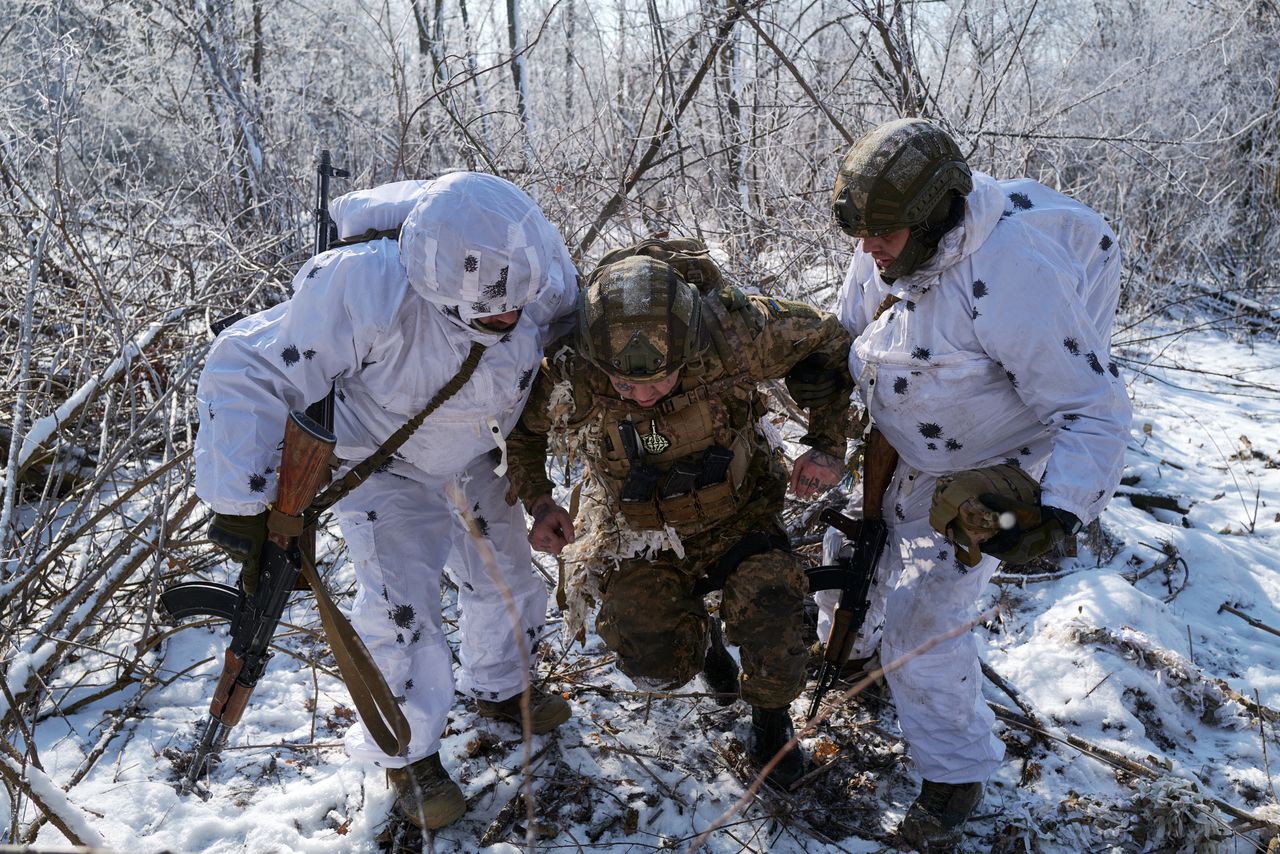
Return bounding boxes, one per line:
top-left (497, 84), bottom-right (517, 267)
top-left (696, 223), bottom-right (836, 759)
top-left (597, 563), bottom-right (706, 689)
top-left (722, 551), bottom-right (807, 638)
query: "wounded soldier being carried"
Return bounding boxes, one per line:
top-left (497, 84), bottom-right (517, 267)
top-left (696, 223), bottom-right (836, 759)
top-left (505, 238), bottom-right (854, 787)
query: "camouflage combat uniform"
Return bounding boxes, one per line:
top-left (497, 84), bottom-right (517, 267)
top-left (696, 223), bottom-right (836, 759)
top-left (507, 287), bottom-right (852, 708)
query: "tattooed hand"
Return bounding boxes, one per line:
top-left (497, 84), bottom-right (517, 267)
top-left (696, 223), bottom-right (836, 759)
top-left (788, 449), bottom-right (844, 499)
top-left (527, 493), bottom-right (575, 555)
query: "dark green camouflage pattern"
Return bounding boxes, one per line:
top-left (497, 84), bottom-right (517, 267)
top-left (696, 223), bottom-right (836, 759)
top-left (595, 501), bottom-right (808, 707)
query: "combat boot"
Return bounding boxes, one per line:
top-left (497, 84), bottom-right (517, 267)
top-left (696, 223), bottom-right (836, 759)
top-left (897, 779), bottom-right (983, 852)
top-left (386, 753), bottom-right (466, 830)
top-left (475, 683), bottom-right (571, 733)
top-left (748, 706), bottom-right (807, 788)
top-left (701, 618), bottom-right (740, 706)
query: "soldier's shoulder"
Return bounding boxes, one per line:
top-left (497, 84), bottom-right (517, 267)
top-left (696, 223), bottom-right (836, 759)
top-left (704, 286), bottom-right (765, 332)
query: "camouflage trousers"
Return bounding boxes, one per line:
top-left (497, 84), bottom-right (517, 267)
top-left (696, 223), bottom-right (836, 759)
top-left (595, 510), bottom-right (808, 708)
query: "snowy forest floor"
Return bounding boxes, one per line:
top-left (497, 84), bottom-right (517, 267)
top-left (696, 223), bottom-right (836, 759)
top-left (12, 321), bottom-right (1280, 854)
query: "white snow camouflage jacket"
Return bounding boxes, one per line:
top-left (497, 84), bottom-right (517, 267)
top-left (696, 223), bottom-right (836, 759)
top-left (837, 172), bottom-right (1132, 522)
top-left (195, 173), bottom-right (578, 515)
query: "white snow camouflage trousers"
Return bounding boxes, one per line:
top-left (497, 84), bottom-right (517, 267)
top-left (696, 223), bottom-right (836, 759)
top-left (336, 455), bottom-right (547, 767)
top-left (818, 461), bottom-right (1037, 784)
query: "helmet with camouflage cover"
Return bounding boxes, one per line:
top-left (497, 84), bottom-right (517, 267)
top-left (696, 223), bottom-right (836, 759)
top-left (832, 118), bottom-right (973, 278)
top-left (578, 255), bottom-right (703, 381)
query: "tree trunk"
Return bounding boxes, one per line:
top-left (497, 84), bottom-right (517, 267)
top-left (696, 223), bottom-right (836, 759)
top-left (506, 0), bottom-right (537, 169)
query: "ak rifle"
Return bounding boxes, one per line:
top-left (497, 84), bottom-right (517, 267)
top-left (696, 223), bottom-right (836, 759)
top-left (306, 149), bottom-right (348, 429)
top-left (805, 428), bottom-right (898, 720)
top-left (160, 410), bottom-right (335, 792)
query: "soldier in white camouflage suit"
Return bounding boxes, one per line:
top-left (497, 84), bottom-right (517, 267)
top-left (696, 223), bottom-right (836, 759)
top-left (194, 173), bottom-right (576, 830)
top-left (810, 119), bottom-right (1132, 850)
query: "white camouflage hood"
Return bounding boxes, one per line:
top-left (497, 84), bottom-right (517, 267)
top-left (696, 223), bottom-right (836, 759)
top-left (890, 172), bottom-right (1006, 301)
top-left (398, 172), bottom-right (567, 327)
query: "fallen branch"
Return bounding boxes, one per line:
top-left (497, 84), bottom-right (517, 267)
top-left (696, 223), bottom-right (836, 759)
top-left (1070, 621), bottom-right (1280, 726)
top-left (1116, 489), bottom-right (1190, 516)
top-left (13, 307), bottom-right (191, 478)
top-left (990, 702), bottom-right (1280, 834)
top-left (981, 662), bottom-right (1050, 749)
top-left (992, 568), bottom-right (1079, 585)
top-left (0, 739), bottom-right (107, 848)
top-left (1219, 602), bottom-right (1280, 640)
top-left (594, 725), bottom-right (689, 808)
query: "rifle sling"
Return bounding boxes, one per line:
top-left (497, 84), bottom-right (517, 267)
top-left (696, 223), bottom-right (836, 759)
top-left (295, 339), bottom-right (486, 757)
top-left (311, 341), bottom-right (486, 513)
top-left (692, 529), bottom-right (791, 597)
top-left (298, 538), bottom-right (411, 756)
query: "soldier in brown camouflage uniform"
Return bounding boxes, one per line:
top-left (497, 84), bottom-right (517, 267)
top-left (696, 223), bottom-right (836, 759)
top-left (505, 243), bottom-right (853, 786)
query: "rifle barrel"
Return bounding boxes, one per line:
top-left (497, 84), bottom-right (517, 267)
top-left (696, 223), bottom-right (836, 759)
top-left (177, 410), bottom-right (335, 793)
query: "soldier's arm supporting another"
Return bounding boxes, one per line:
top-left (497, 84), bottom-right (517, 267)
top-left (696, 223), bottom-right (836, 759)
top-left (734, 293), bottom-right (854, 498)
top-left (505, 340), bottom-right (583, 555)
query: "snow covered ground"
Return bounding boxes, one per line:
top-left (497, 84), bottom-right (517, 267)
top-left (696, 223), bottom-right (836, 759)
top-left (10, 322), bottom-right (1280, 853)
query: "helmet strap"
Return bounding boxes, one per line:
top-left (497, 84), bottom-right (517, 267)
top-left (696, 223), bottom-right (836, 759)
top-left (881, 192), bottom-right (966, 279)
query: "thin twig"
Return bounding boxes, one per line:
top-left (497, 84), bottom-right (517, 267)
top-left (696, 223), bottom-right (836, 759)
top-left (1219, 602), bottom-right (1280, 640)
top-left (981, 661), bottom-right (1050, 748)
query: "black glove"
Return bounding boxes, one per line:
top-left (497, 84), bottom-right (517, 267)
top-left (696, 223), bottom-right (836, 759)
top-left (209, 510), bottom-right (269, 593)
top-left (784, 354), bottom-right (846, 408)
top-left (977, 496), bottom-right (1081, 564)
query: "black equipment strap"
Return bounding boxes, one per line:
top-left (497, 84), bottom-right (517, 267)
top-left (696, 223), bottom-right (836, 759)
top-left (693, 529), bottom-right (791, 596)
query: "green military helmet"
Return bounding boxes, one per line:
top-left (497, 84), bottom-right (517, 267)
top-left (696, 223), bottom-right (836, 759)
top-left (578, 255), bottom-right (703, 381)
top-left (832, 118), bottom-right (973, 278)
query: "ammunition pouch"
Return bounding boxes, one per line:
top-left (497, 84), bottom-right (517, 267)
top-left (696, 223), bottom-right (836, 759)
top-left (620, 464), bottom-right (664, 528)
top-left (617, 445), bottom-right (741, 530)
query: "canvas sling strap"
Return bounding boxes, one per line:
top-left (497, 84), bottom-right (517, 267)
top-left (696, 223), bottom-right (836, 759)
top-left (310, 340), bottom-right (486, 514)
top-left (279, 339), bottom-right (487, 756)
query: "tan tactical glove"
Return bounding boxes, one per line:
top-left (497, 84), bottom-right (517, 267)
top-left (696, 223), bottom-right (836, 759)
top-left (976, 494), bottom-right (1081, 565)
top-left (208, 510), bottom-right (269, 593)
top-left (929, 464), bottom-right (1078, 566)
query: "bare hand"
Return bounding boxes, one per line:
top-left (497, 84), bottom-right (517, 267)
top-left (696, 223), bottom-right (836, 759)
top-left (527, 493), bottom-right (575, 555)
top-left (788, 449), bottom-right (843, 499)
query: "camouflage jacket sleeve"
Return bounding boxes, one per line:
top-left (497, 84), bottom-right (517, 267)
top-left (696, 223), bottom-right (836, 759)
top-left (506, 337), bottom-right (590, 508)
top-left (726, 290), bottom-right (854, 459)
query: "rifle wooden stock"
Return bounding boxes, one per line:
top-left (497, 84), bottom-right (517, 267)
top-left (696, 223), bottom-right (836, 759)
top-left (210, 649), bottom-right (245, 723)
top-left (862, 427), bottom-right (898, 521)
top-left (825, 606), bottom-right (858, 665)
top-left (270, 412), bottom-right (335, 545)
